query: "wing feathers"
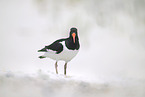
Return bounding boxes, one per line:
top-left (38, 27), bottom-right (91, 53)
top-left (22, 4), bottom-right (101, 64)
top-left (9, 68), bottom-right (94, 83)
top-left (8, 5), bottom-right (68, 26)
top-left (38, 40), bottom-right (64, 54)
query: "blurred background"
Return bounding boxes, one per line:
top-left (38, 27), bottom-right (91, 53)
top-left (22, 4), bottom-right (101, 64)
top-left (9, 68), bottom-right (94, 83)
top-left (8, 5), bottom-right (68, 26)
top-left (0, 0), bottom-right (145, 81)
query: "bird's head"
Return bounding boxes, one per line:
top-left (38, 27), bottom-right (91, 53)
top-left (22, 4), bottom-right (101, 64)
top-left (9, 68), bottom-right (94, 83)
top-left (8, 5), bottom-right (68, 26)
top-left (69, 27), bottom-right (78, 43)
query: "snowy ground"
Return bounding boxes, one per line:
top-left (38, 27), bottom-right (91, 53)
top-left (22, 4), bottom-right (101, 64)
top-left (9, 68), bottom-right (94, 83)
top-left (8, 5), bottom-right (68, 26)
top-left (0, 71), bottom-right (145, 97)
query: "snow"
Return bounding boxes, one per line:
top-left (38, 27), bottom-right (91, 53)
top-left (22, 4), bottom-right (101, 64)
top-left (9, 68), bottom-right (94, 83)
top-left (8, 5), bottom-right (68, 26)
top-left (0, 71), bottom-right (145, 97)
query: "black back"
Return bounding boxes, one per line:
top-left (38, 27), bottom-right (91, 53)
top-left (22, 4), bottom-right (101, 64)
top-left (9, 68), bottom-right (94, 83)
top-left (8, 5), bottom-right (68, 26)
top-left (38, 27), bottom-right (80, 54)
top-left (38, 39), bottom-right (65, 54)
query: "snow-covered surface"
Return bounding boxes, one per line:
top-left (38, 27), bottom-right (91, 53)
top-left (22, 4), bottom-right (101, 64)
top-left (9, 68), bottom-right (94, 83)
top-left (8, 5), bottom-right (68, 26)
top-left (0, 71), bottom-right (145, 97)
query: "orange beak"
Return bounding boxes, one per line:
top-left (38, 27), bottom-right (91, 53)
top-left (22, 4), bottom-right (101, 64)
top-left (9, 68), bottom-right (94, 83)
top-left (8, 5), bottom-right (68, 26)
top-left (72, 33), bottom-right (76, 43)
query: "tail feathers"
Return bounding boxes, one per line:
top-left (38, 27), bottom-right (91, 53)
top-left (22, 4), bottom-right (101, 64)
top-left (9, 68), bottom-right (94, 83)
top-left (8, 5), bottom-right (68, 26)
top-left (39, 56), bottom-right (46, 59)
top-left (38, 48), bottom-right (47, 52)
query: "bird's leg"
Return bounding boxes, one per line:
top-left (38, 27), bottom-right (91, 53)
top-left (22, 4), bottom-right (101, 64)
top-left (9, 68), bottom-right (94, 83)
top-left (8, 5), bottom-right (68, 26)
top-left (64, 62), bottom-right (67, 75)
top-left (55, 61), bottom-right (58, 74)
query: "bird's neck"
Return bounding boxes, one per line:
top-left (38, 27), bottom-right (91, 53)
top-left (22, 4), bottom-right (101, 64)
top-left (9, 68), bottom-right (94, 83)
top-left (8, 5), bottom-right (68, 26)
top-left (65, 36), bottom-right (79, 50)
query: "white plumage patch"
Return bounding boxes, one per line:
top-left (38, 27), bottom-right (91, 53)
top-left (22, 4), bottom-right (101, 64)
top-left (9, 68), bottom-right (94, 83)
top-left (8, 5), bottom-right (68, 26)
top-left (43, 41), bottom-right (79, 62)
top-left (46, 49), bottom-right (57, 54)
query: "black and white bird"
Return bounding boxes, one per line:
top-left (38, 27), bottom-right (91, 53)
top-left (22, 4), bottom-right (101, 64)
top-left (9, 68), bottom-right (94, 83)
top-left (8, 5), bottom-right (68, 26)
top-left (38, 27), bottom-right (80, 75)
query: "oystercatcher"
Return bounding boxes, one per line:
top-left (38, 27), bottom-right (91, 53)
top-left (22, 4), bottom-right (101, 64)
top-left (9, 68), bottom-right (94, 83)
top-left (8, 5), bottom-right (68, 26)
top-left (38, 27), bottom-right (80, 75)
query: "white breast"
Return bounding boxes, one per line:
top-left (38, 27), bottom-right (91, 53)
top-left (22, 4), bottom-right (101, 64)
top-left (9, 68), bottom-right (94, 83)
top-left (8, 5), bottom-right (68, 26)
top-left (43, 41), bottom-right (79, 62)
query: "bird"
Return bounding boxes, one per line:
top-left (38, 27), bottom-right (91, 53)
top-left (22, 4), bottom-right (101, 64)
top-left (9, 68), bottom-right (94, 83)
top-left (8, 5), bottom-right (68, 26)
top-left (38, 27), bottom-right (80, 75)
